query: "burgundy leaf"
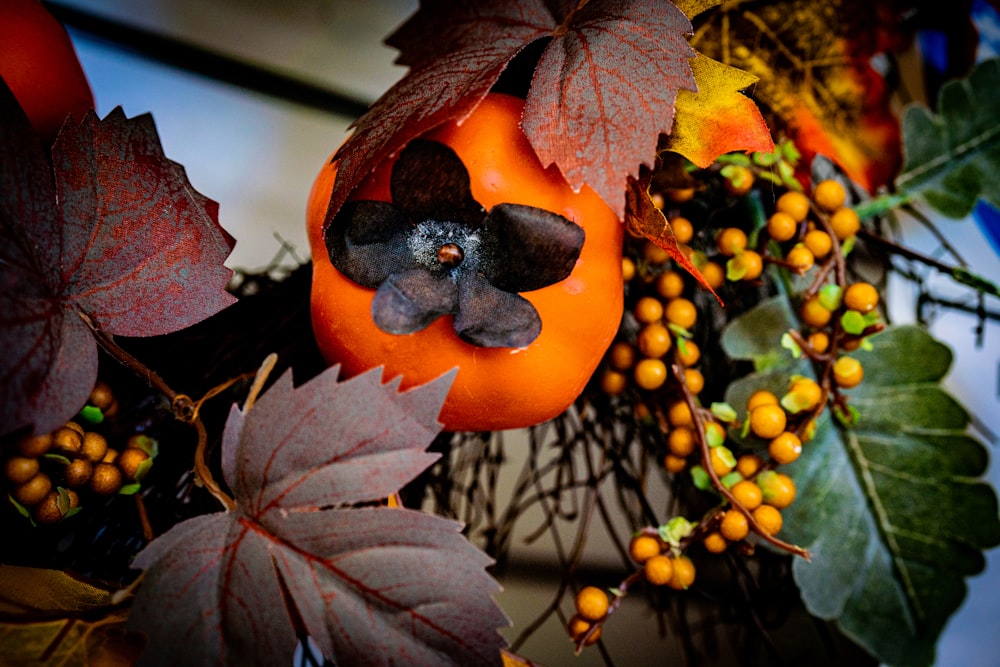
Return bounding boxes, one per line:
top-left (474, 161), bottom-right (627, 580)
top-left (522, 0), bottom-right (696, 218)
top-left (52, 109), bottom-right (236, 336)
top-left (324, 0), bottom-right (697, 229)
top-left (325, 1), bottom-right (555, 232)
top-left (129, 365), bottom-right (509, 667)
top-left (0, 78), bottom-right (235, 436)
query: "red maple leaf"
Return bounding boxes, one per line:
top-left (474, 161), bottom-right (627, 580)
top-left (325, 0), bottom-right (698, 228)
top-left (127, 366), bottom-right (509, 667)
top-left (0, 79), bottom-right (235, 437)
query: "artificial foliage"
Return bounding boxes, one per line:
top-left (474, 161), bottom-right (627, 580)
top-left (2, 2), bottom-right (1000, 667)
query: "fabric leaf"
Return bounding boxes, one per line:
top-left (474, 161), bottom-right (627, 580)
top-left (129, 365), bottom-right (509, 667)
top-left (661, 53), bottom-right (774, 167)
top-left (896, 58), bottom-right (1000, 218)
top-left (626, 172), bottom-right (721, 304)
top-left (690, 0), bottom-right (907, 192)
top-left (0, 565), bottom-right (142, 666)
top-left (0, 80), bottom-right (235, 437)
top-left (723, 305), bottom-right (1000, 667)
top-left (325, 0), bottom-right (725, 224)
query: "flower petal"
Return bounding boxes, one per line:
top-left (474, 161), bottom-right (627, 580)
top-left (326, 201), bottom-right (415, 287)
top-left (391, 139), bottom-right (484, 225)
top-left (480, 203), bottom-right (584, 292)
top-left (454, 273), bottom-right (541, 348)
top-left (371, 268), bottom-right (459, 335)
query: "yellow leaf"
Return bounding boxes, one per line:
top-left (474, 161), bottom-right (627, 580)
top-left (673, 0), bottom-right (725, 20)
top-left (664, 53), bottom-right (775, 168)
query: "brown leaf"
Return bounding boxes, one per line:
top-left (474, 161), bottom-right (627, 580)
top-left (128, 365), bottom-right (509, 666)
top-left (625, 172), bottom-right (722, 305)
top-left (0, 565), bottom-right (143, 667)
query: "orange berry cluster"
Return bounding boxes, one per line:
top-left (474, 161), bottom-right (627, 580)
top-left (4, 381), bottom-right (155, 525)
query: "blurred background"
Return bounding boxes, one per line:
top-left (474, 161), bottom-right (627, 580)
top-left (40, 1), bottom-right (1000, 664)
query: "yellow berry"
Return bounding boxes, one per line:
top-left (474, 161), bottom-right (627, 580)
top-left (664, 298), bottom-right (697, 330)
top-left (622, 257), bottom-right (636, 282)
top-left (833, 356), bottom-right (864, 388)
top-left (813, 179), bottom-right (846, 212)
top-left (643, 241), bottom-right (671, 265)
top-left (575, 586), bottom-right (610, 622)
top-left (700, 261), bottom-right (725, 290)
top-left (749, 404), bottom-right (787, 439)
top-left (634, 296), bottom-right (664, 324)
top-left (683, 368), bottom-right (705, 395)
top-left (33, 491), bottom-right (65, 525)
top-left (716, 227), bottom-right (748, 256)
top-left (709, 446), bottom-right (736, 477)
top-left (724, 165), bottom-right (755, 196)
top-left (637, 323), bottom-right (672, 358)
top-left (730, 250), bottom-right (763, 281)
top-left (844, 282), bottom-right (880, 314)
top-left (629, 534), bottom-right (663, 564)
top-left (63, 458), bottom-right (94, 488)
top-left (644, 554), bottom-right (675, 586)
top-left (17, 432), bottom-right (53, 458)
top-left (668, 427), bottom-right (696, 457)
top-left (776, 191), bottom-right (810, 222)
top-left (608, 341), bottom-right (636, 370)
top-left (720, 509), bottom-right (750, 541)
top-left (830, 207), bottom-right (860, 240)
top-left (81, 431), bottom-right (108, 463)
top-left (89, 462), bottom-right (123, 496)
top-left (667, 556), bottom-right (696, 590)
top-left (5, 456), bottom-right (40, 485)
top-left (786, 244), bottom-right (815, 273)
top-left (767, 211), bottom-right (799, 242)
top-left (730, 480), bottom-right (763, 510)
top-left (601, 369), bottom-right (627, 395)
top-left (671, 216), bottom-right (694, 244)
top-left (807, 331), bottom-right (830, 354)
top-left (675, 340), bottom-right (701, 367)
top-left (656, 271), bottom-right (686, 300)
top-left (768, 431), bottom-right (803, 465)
top-left (634, 358), bottom-right (668, 390)
top-left (567, 614), bottom-right (601, 645)
top-left (746, 389), bottom-right (779, 412)
top-left (736, 454), bottom-right (765, 479)
top-left (800, 297), bottom-right (832, 328)
top-left (666, 186), bottom-right (695, 203)
top-left (666, 400), bottom-right (693, 427)
top-left (12, 473), bottom-right (52, 507)
top-left (664, 454), bottom-right (688, 473)
top-left (758, 471), bottom-right (796, 509)
top-left (703, 531), bottom-right (728, 554)
top-left (703, 420), bottom-right (726, 446)
top-left (752, 504), bottom-right (784, 535)
top-left (785, 377), bottom-right (823, 413)
top-left (803, 229), bottom-right (832, 258)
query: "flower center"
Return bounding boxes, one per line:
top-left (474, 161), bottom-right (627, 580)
top-left (436, 242), bottom-right (465, 268)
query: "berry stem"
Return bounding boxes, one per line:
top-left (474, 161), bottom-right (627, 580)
top-left (79, 308), bottom-right (237, 512)
top-left (669, 363), bottom-right (811, 561)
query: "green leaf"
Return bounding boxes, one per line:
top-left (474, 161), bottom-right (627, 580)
top-left (720, 296), bottom-right (797, 372)
top-left (725, 326), bottom-right (1000, 667)
top-left (818, 284), bottom-right (843, 311)
top-left (710, 402), bottom-right (738, 423)
top-left (896, 58), bottom-right (1000, 218)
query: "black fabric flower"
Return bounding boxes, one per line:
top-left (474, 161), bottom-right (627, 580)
top-left (325, 139), bottom-right (585, 348)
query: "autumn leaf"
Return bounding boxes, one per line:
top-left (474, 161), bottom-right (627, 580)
top-left (0, 565), bottom-right (143, 666)
top-left (127, 365), bottom-right (509, 667)
top-left (690, 0), bottom-right (907, 191)
top-left (326, 0), bottom-right (699, 225)
top-left (0, 78), bottom-right (235, 437)
top-left (662, 53), bottom-right (774, 167)
top-left (626, 171), bottom-right (722, 304)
